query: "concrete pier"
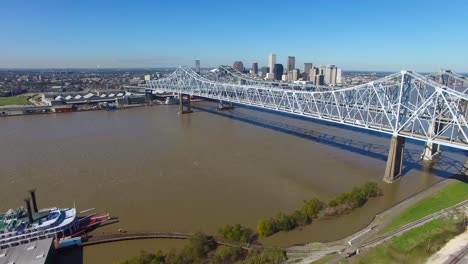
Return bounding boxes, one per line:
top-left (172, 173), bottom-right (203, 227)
top-left (421, 141), bottom-right (440, 161)
top-left (384, 136), bottom-right (406, 183)
top-left (178, 93), bottom-right (192, 114)
top-left (218, 100), bottom-right (234, 110)
top-left (421, 121), bottom-right (442, 161)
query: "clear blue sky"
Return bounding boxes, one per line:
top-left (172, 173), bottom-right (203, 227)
top-left (1, 0), bottom-right (467, 72)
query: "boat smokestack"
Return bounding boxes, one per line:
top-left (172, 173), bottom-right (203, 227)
top-left (24, 198), bottom-right (34, 223)
top-left (29, 189), bottom-right (38, 213)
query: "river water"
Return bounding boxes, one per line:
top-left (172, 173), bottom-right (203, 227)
top-left (0, 101), bottom-right (465, 263)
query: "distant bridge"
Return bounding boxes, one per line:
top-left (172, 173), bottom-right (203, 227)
top-left (145, 66), bottom-right (468, 182)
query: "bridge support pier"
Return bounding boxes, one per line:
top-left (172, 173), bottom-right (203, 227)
top-left (384, 136), bottom-right (406, 183)
top-left (178, 93), bottom-right (192, 114)
top-left (463, 160), bottom-right (468, 176)
top-left (218, 100), bottom-right (234, 110)
top-left (421, 121), bottom-right (442, 161)
top-left (421, 141), bottom-right (440, 161)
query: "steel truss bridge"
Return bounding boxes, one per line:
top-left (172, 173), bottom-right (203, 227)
top-left (145, 66), bottom-right (468, 181)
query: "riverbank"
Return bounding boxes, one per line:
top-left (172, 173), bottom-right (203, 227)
top-left (296, 178), bottom-right (468, 263)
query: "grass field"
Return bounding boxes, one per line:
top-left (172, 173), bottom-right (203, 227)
top-left (381, 181), bottom-right (468, 234)
top-left (349, 217), bottom-right (464, 264)
top-left (0, 96), bottom-right (30, 106)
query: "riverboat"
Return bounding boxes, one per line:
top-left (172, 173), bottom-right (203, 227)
top-left (0, 190), bottom-right (110, 249)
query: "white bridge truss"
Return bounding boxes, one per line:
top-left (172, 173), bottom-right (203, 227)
top-left (146, 66), bottom-right (468, 151)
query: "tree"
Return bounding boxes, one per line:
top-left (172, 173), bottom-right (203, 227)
top-left (185, 232), bottom-right (216, 261)
top-left (214, 246), bottom-right (243, 263)
top-left (274, 212), bottom-right (297, 231)
top-left (301, 198), bottom-right (325, 220)
top-left (257, 219), bottom-right (274, 237)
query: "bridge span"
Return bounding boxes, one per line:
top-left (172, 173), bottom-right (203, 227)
top-left (145, 67), bottom-right (468, 183)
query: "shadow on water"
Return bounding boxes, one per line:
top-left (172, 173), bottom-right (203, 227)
top-left (191, 104), bottom-right (467, 179)
top-left (55, 246), bottom-right (83, 264)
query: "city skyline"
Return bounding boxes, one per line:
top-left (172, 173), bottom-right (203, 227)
top-left (1, 0), bottom-right (467, 72)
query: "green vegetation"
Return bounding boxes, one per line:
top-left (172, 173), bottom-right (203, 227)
top-left (349, 216), bottom-right (465, 264)
top-left (236, 248), bottom-right (286, 264)
top-left (218, 224), bottom-right (254, 243)
top-left (257, 181), bottom-right (381, 237)
top-left (115, 232), bottom-right (286, 264)
top-left (0, 96), bottom-right (29, 106)
top-left (382, 181), bottom-right (468, 233)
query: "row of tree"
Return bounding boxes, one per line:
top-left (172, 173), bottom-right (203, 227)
top-left (257, 181), bottom-right (382, 237)
top-left (116, 232), bottom-right (286, 264)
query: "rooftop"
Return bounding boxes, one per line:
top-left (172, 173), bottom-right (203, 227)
top-left (0, 237), bottom-right (53, 264)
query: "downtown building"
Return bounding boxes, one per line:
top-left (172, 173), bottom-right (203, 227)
top-left (233, 61), bottom-right (244, 73)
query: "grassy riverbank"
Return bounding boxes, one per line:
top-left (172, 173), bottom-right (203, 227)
top-left (381, 181), bottom-right (468, 234)
top-left (347, 216), bottom-right (465, 264)
top-left (0, 96), bottom-right (29, 106)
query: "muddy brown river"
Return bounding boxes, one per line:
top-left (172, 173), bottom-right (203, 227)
top-left (0, 101), bottom-right (465, 263)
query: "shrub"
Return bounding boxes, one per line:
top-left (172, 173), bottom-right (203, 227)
top-left (274, 212), bottom-right (297, 231)
top-left (301, 198), bottom-right (325, 221)
top-left (218, 224), bottom-right (254, 243)
top-left (214, 246), bottom-right (243, 263)
top-left (257, 219), bottom-right (275, 237)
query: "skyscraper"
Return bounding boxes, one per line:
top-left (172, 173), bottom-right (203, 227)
top-left (233, 61), bottom-right (244, 72)
top-left (252, 62), bottom-right (259, 75)
top-left (268, 54), bottom-right (276, 74)
top-left (336, 68), bottom-right (342, 84)
top-left (261, 66), bottom-right (270, 77)
top-left (304, 63), bottom-right (313, 78)
top-left (195, 60), bottom-right (200, 74)
top-left (273, 64), bottom-right (283, 81)
top-left (287, 56), bottom-right (295, 73)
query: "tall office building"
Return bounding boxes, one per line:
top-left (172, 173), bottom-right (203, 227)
top-left (252, 62), bottom-right (259, 75)
top-left (309, 67), bottom-right (317, 82)
top-left (291, 69), bottom-right (300, 81)
top-left (287, 56), bottom-right (295, 73)
top-left (315, 74), bottom-right (324, 85)
top-left (233, 61), bottom-right (244, 72)
top-left (268, 54), bottom-right (276, 74)
top-left (304, 63), bottom-right (313, 78)
top-left (261, 66), bottom-right (270, 77)
top-left (195, 60), bottom-right (200, 73)
top-left (336, 68), bottom-right (342, 84)
top-left (273, 64), bottom-right (283, 81)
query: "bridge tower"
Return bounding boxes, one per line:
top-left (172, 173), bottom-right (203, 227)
top-left (178, 93), bottom-right (192, 114)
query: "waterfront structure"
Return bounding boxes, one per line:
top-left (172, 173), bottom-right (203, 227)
top-left (195, 60), bottom-right (200, 74)
top-left (145, 66), bottom-right (468, 183)
top-left (0, 237), bottom-right (54, 264)
top-left (287, 56), bottom-right (295, 73)
top-left (252, 63), bottom-right (258, 75)
top-left (273, 64), bottom-right (283, 81)
top-left (232, 61), bottom-right (244, 72)
top-left (268, 54), bottom-right (276, 74)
